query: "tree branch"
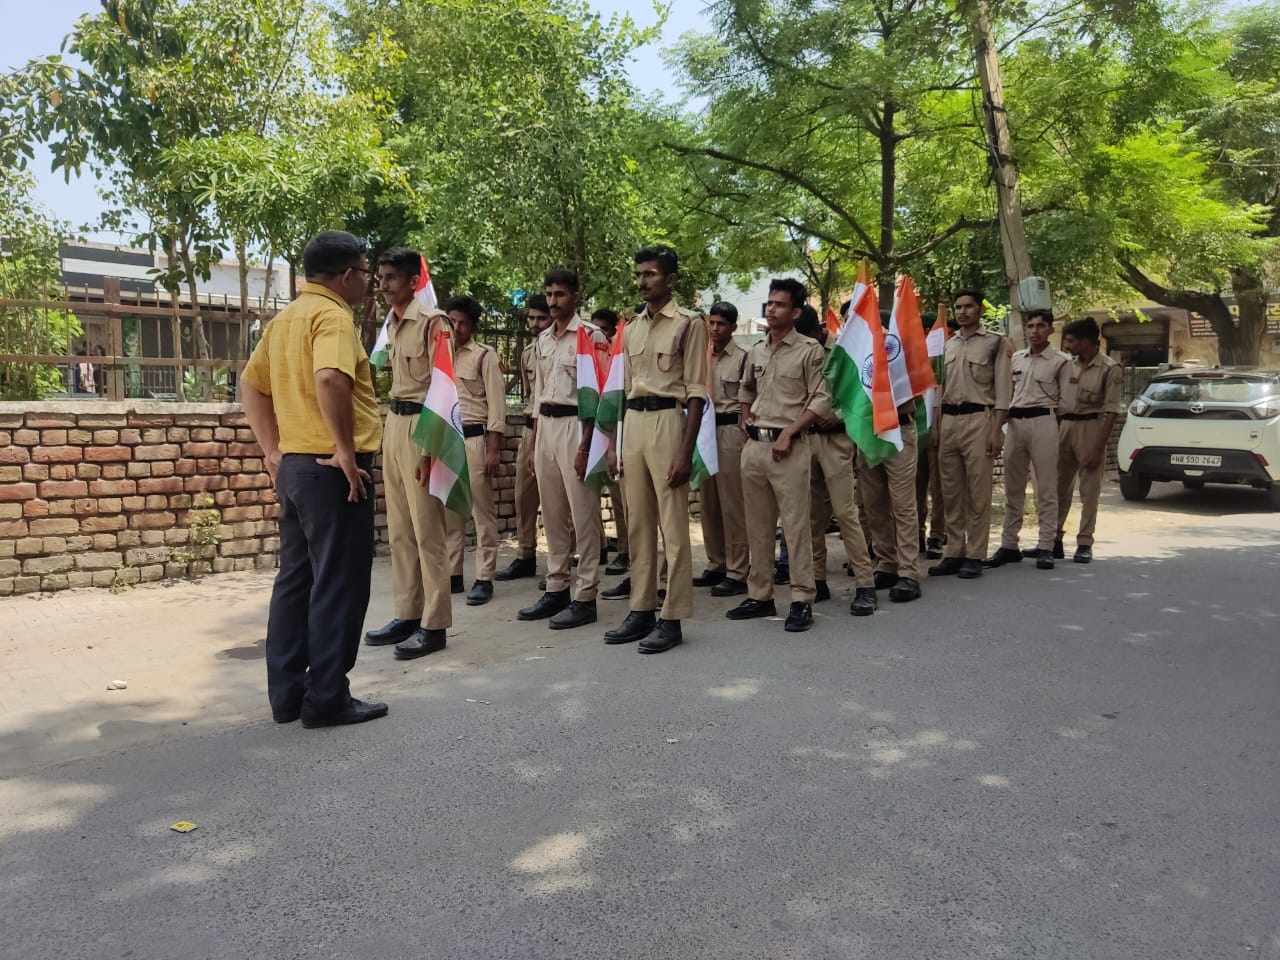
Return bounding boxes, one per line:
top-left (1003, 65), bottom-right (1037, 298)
top-left (1116, 256), bottom-right (1230, 321)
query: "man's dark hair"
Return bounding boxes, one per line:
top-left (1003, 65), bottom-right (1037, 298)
top-left (446, 295), bottom-right (482, 325)
top-left (953, 289), bottom-right (985, 307)
top-left (1062, 317), bottom-right (1101, 344)
top-left (544, 268), bottom-right (580, 292)
top-left (591, 308), bottom-right (619, 327)
top-left (879, 309), bottom-right (893, 331)
top-left (376, 246), bottom-right (421, 280)
top-left (1024, 308), bottom-right (1054, 325)
top-left (708, 301), bottom-right (739, 327)
top-left (839, 299), bottom-right (852, 319)
top-left (634, 245), bottom-right (678, 276)
top-left (796, 304), bottom-right (821, 336)
top-left (303, 231), bottom-right (368, 278)
top-left (769, 277), bottom-right (808, 310)
top-left (526, 294), bottom-right (549, 314)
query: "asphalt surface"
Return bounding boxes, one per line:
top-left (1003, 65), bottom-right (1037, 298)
top-left (3, 486), bottom-right (1279, 959)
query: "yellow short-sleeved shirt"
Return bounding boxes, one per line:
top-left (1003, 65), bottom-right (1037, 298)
top-left (242, 283), bottom-right (383, 454)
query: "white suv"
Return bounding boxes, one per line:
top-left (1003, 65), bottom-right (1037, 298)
top-left (1117, 367), bottom-right (1280, 509)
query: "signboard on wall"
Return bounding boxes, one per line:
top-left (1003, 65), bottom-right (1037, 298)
top-left (1188, 301), bottom-right (1280, 337)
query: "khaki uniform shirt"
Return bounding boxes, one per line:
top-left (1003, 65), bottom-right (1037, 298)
top-left (623, 298), bottom-right (709, 403)
top-left (1010, 345), bottom-right (1072, 409)
top-left (455, 338), bottom-right (507, 432)
top-left (740, 330), bottom-right (833, 429)
top-left (519, 340), bottom-right (537, 415)
top-left (712, 341), bottom-right (750, 414)
top-left (388, 300), bottom-right (451, 402)
top-left (941, 327), bottom-right (1013, 411)
top-left (533, 317), bottom-right (608, 411)
top-left (1065, 351), bottom-right (1124, 415)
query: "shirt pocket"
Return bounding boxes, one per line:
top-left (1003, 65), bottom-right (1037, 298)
top-left (655, 334), bottom-right (681, 374)
top-left (967, 354), bottom-right (994, 386)
top-left (720, 373), bottom-right (741, 403)
top-left (770, 368), bottom-right (808, 410)
top-left (402, 333), bottom-right (431, 383)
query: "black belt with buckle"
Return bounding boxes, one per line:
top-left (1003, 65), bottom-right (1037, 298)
top-left (523, 415), bottom-right (533, 428)
top-left (626, 396), bottom-right (679, 412)
top-left (747, 426), bottom-right (785, 442)
top-left (1009, 406), bottom-right (1051, 419)
top-left (1060, 412), bottom-right (1099, 422)
top-left (389, 399), bottom-right (423, 416)
top-left (462, 424), bottom-right (485, 438)
top-left (539, 403), bottom-right (578, 418)
top-left (941, 402), bottom-right (989, 416)
top-left (807, 422), bottom-right (845, 435)
top-left (715, 412), bottom-right (739, 427)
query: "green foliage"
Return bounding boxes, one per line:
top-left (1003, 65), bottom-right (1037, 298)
top-left (170, 493), bottom-right (221, 576)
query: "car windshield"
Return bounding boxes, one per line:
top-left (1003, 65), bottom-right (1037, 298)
top-left (1144, 376), bottom-right (1280, 404)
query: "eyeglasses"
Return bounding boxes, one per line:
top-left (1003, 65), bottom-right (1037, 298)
top-left (348, 266), bottom-right (376, 279)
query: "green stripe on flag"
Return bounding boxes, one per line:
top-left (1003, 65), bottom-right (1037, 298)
top-left (825, 346), bottom-right (900, 468)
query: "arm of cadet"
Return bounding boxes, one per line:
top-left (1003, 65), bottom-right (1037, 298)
top-left (667, 397), bottom-right (704, 487)
top-left (315, 367), bottom-right (370, 502)
top-left (241, 381), bottom-right (282, 488)
top-left (483, 348), bottom-right (506, 476)
top-left (669, 320), bottom-right (709, 487)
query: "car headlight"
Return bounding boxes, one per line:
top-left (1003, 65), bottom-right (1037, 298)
top-left (1251, 397), bottom-right (1280, 419)
top-left (1129, 398), bottom-right (1152, 417)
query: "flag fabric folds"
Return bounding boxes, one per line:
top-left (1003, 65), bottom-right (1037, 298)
top-left (887, 275), bottom-right (939, 435)
top-left (411, 329), bottom-right (471, 517)
top-left (824, 277), bottom-right (903, 467)
top-left (583, 321), bottom-right (624, 494)
top-left (689, 340), bottom-right (719, 491)
top-left (575, 326), bottom-right (604, 421)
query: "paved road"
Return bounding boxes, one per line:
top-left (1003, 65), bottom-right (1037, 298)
top-left (2, 486), bottom-right (1279, 959)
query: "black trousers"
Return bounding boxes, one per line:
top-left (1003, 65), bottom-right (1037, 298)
top-left (266, 453), bottom-right (375, 715)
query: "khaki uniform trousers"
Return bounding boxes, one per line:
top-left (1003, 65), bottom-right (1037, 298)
top-left (743, 433), bottom-right (816, 603)
top-left (1057, 419), bottom-right (1106, 546)
top-left (534, 416), bottom-right (601, 601)
top-left (858, 425), bottom-right (921, 580)
top-left (621, 407), bottom-right (693, 620)
top-left (383, 411), bottom-right (451, 629)
top-left (698, 424), bottom-right (749, 581)
top-left (1002, 415), bottom-right (1059, 550)
top-left (939, 409), bottom-right (996, 560)
top-left (607, 479), bottom-right (629, 555)
top-left (514, 425), bottom-right (539, 560)
top-left (809, 432), bottom-right (874, 588)
top-left (446, 434), bottom-right (499, 581)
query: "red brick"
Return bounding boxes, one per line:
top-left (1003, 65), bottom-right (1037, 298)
top-left (167, 427), bottom-right (190, 442)
top-left (214, 427), bottom-right (236, 441)
top-left (263, 503), bottom-right (281, 519)
top-left (174, 459), bottom-right (198, 476)
top-left (38, 480), bottom-right (88, 498)
top-left (25, 412), bottom-right (76, 428)
top-left (180, 415), bottom-right (222, 427)
top-left (184, 475), bottom-right (228, 492)
top-left (28, 518), bottom-right (78, 535)
top-left (235, 490), bottom-right (260, 505)
top-left (126, 462), bottom-right (152, 478)
top-left (22, 499), bottom-right (48, 517)
top-left (68, 429), bottom-right (93, 444)
top-left (183, 441), bottom-right (227, 458)
top-left (141, 428), bottom-right (167, 443)
top-left (101, 464), bottom-right (127, 479)
top-left (75, 463), bottom-right (102, 480)
top-left (0, 482), bottom-right (37, 501)
top-left (220, 412), bottom-right (250, 427)
top-left (213, 490), bottom-right (236, 507)
top-left (261, 489), bottom-right (278, 505)
top-left (13, 429), bottom-right (40, 444)
top-left (144, 494), bottom-right (168, 509)
top-left (197, 459), bottom-right (221, 472)
top-left (138, 476), bottom-right (183, 494)
top-left (92, 430), bottom-right (119, 444)
top-left (98, 498), bottom-right (123, 513)
top-left (116, 530), bottom-right (140, 547)
top-left (219, 458), bottom-right (242, 473)
top-left (129, 511), bottom-right (176, 530)
top-left (81, 515), bottom-right (128, 533)
top-left (22, 463), bottom-right (49, 481)
top-left (242, 458), bottom-right (263, 472)
top-left (84, 445), bottom-right (130, 463)
top-left (74, 498), bottom-right (97, 514)
top-left (76, 413), bottom-right (127, 427)
top-left (168, 494), bottom-right (192, 510)
top-left (119, 429), bottom-right (142, 444)
top-left (135, 444), bottom-right (180, 461)
top-left (122, 496), bottom-right (145, 511)
top-left (40, 429), bottom-right (67, 445)
top-left (0, 446), bottom-right (31, 464)
top-left (49, 464), bottom-right (75, 480)
top-left (227, 441), bottom-right (262, 457)
top-left (88, 479), bottom-right (136, 496)
top-left (127, 413), bottom-right (174, 427)
top-left (221, 505), bottom-right (264, 522)
top-left (151, 461), bottom-right (175, 478)
top-left (190, 428), bottom-right (214, 441)
top-left (229, 473), bottom-right (269, 490)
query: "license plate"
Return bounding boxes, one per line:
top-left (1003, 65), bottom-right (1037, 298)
top-left (1171, 454), bottom-right (1221, 467)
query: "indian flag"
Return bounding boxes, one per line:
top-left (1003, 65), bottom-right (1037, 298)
top-left (584, 321), bottom-right (625, 493)
top-left (689, 339), bottom-right (718, 491)
top-left (370, 254), bottom-right (437, 369)
top-left (888, 275), bottom-right (938, 434)
top-left (825, 275), bottom-right (903, 467)
top-left (576, 325), bottom-right (604, 421)
top-left (411, 329), bottom-right (471, 517)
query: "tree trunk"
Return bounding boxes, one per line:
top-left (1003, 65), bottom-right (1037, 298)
top-left (236, 235), bottom-right (250, 367)
top-left (162, 233), bottom-right (186, 402)
top-left (1224, 267), bottom-right (1267, 366)
top-left (878, 100), bottom-right (897, 308)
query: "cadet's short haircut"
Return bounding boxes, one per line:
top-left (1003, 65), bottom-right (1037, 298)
top-left (591, 308), bottom-right (619, 327)
top-left (708, 301), bottom-right (739, 327)
top-left (795, 304), bottom-right (821, 336)
top-left (1024, 309), bottom-right (1054, 325)
top-left (304, 232), bottom-right (368, 278)
top-left (446, 295), bottom-right (482, 325)
top-left (839, 299), bottom-right (852, 318)
top-left (375, 246), bottom-right (421, 280)
top-left (769, 277), bottom-right (808, 310)
top-left (543, 268), bottom-right (580, 292)
top-left (526, 294), bottom-right (549, 314)
top-left (953, 289), bottom-right (985, 307)
top-left (1062, 317), bottom-right (1101, 344)
top-left (634, 246), bottom-right (678, 276)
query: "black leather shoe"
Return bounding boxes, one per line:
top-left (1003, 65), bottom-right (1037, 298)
top-left (517, 589), bottom-right (570, 621)
top-left (601, 577), bottom-right (631, 600)
top-left (784, 602), bottom-right (813, 632)
top-left (710, 577), bottom-right (747, 597)
top-left (638, 619), bottom-right (682, 653)
top-left (726, 598), bottom-right (777, 620)
top-left (983, 547), bottom-right (1023, 568)
top-left (300, 697), bottom-right (389, 728)
top-left (1073, 545), bottom-right (1092, 564)
top-left (693, 569), bottom-right (726, 587)
top-left (273, 704), bottom-right (301, 724)
top-left (1035, 549), bottom-right (1055, 570)
top-left (1054, 540), bottom-right (1066, 560)
top-left (604, 610), bottom-right (657, 644)
top-left (773, 563), bottom-right (790, 585)
top-left (450, 574), bottom-right (465, 594)
top-left (466, 580), bottom-right (493, 606)
top-left (1020, 547), bottom-right (1041, 559)
top-left (925, 538), bottom-right (943, 560)
top-left (815, 579), bottom-right (831, 602)
top-left (850, 587), bottom-right (877, 616)
top-left (495, 556), bottom-right (536, 581)
top-left (888, 578), bottom-right (921, 603)
top-left (605, 553), bottom-right (630, 575)
top-left (957, 559), bottom-right (983, 579)
top-left (873, 571), bottom-right (900, 590)
top-left (364, 618), bottom-right (420, 646)
top-left (550, 599), bottom-right (597, 630)
top-left (928, 557), bottom-right (963, 576)
top-left (394, 628), bottom-right (447, 660)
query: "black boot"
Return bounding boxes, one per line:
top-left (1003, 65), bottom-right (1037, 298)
top-left (364, 618), bottom-right (420, 646)
top-left (517, 589), bottom-right (570, 621)
top-left (928, 557), bottom-right (963, 576)
top-left (604, 610), bottom-right (657, 644)
top-left (393, 628), bottom-right (447, 660)
top-left (495, 556), bottom-right (536, 581)
top-left (710, 577), bottom-right (747, 597)
top-left (601, 577), bottom-right (631, 600)
top-left (814, 579), bottom-right (831, 602)
top-left (450, 574), bottom-right (465, 594)
top-left (784, 602), bottom-right (813, 632)
top-left (983, 547), bottom-right (1023, 568)
top-left (888, 578), bottom-right (921, 603)
top-left (605, 553), bottom-right (630, 575)
top-left (692, 569), bottom-right (726, 587)
top-left (726, 598), bottom-right (777, 620)
top-left (466, 580), bottom-right (493, 606)
top-left (872, 571), bottom-right (900, 590)
top-left (549, 599), bottom-right (597, 630)
top-left (638, 619), bottom-right (682, 653)
top-left (850, 587), bottom-right (877, 616)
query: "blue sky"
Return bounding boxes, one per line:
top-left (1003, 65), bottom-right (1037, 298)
top-left (3, 0), bottom-right (712, 239)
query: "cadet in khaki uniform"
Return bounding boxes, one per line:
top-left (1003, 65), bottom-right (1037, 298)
top-left (364, 247), bottom-right (452, 660)
top-left (928, 290), bottom-right (1012, 580)
top-left (444, 295), bottom-right (508, 605)
top-left (725, 278), bottom-right (832, 633)
top-left (1055, 316), bottom-right (1123, 564)
top-left (496, 297), bottom-right (550, 581)
top-left (603, 246), bottom-right (708, 654)
top-left (696, 301), bottom-right (750, 598)
top-left (986, 309), bottom-right (1073, 570)
top-left (794, 306), bottom-right (878, 616)
top-left (518, 269), bottom-right (607, 630)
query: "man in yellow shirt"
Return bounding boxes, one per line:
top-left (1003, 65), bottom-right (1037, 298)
top-left (240, 231), bottom-right (388, 729)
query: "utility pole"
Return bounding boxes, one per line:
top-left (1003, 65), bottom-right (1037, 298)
top-left (970, 0), bottom-right (1032, 345)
